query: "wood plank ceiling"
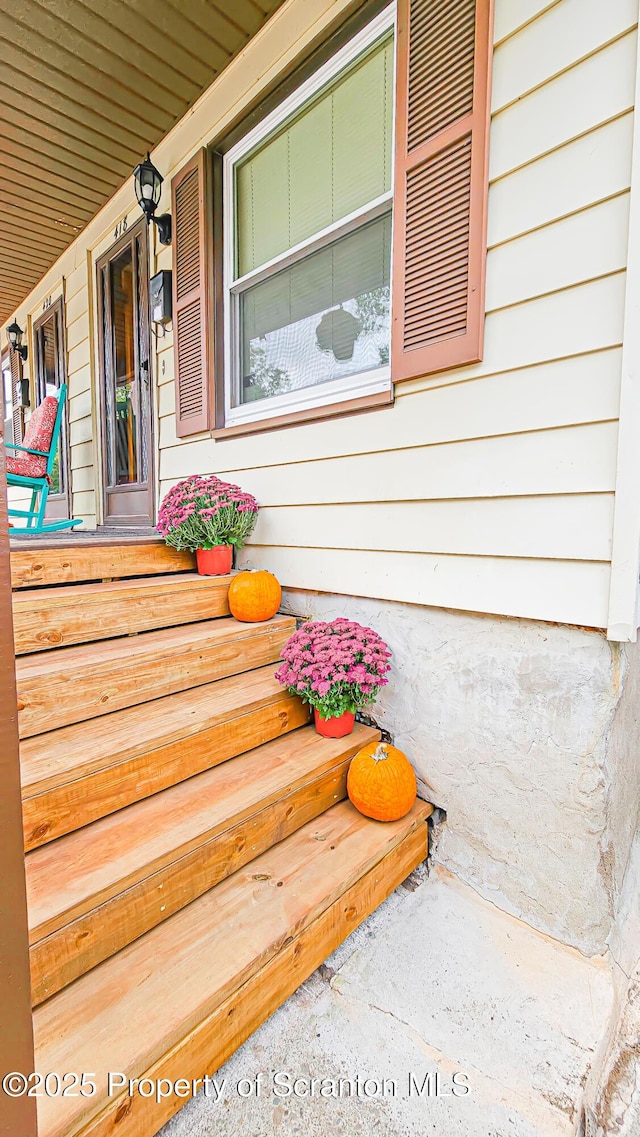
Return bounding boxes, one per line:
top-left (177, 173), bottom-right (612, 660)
top-left (0, 0), bottom-right (284, 324)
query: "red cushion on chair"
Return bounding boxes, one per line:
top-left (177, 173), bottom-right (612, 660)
top-left (6, 396), bottom-right (58, 480)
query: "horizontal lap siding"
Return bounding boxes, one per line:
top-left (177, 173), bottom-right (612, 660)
top-left (160, 3), bottom-right (636, 629)
top-left (487, 117), bottom-right (633, 247)
top-left (225, 423), bottom-right (618, 505)
top-left (65, 276), bottom-right (96, 527)
top-left (250, 497), bottom-right (615, 561)
top-left (493, 0), bottom-right (566, 43)
top-left (489, 38), bottom-right (636, 179)
top-left (492, 0), bottom-right (637, 93)
top-left (161, 348), bottom-right (622, 469)
top-left (254, 547), bottom-right (612, 630)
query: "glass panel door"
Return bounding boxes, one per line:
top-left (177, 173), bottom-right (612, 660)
top-left (32, 298), bottom-right (70, 518)
top-left (111, 243), bottom-right (139, 487)
top-left (97, 220), bottom-right (154, 527)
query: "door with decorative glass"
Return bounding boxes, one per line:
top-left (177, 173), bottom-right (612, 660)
top-left (32, 298), bottom-right (71, 521)
top-left (96, 219), bottom-right (154, 527)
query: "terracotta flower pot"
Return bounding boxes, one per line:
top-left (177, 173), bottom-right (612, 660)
top-left (314, 708), bottom-right (355, 738)
top-left (196, 545), bottom-right (233, 576)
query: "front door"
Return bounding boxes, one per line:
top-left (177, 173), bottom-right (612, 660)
top-left (33, 298), bottom-right (71, 521)
top-left (96, 220), bottom-right (155, 527)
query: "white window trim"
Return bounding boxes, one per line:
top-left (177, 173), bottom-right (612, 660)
top-left (222, 2), bottom-right (396, 428)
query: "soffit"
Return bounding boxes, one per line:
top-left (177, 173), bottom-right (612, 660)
top-left (0, 0), bottom-right (284, 323)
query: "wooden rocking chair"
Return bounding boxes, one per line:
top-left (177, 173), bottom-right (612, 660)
top-left (5, 384), bottom-right (82, 535)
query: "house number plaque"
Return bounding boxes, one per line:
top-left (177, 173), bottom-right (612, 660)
top-left (114, 216), bottom-right (128, 241)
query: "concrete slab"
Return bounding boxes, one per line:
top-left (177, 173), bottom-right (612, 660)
top-left (160, 866), bottom-right (613, 1137)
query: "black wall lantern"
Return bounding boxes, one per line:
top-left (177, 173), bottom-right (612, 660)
top-left (133, 153), bottom-right (172, 245)
top-left (7, 320), bottom-right (28, 362)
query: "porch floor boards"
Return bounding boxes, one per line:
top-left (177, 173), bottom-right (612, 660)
top-left (10, 528), bottom-right (162, 546)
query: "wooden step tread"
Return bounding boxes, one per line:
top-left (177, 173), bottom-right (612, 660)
top-left (21, 665), bottom-right (309, 849)
top-left (11, 542), bottom-right (195, 590)
top-left (27, 723), bottom-right (381, 1004)
top-left (17, 614), bottom-right (295, 738)
top-left (34, 799), bottom-right (430, 1137)
top-left (13, 573), bottom-right (231, 654)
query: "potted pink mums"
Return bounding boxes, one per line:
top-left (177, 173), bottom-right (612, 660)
top-left (275, 618), bottom-right (392, 737)
top-left (157, 474), bottom-right (258, 575)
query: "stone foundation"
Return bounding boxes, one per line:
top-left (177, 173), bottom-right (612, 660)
top-left (279, 589), bottom-right (640, 956)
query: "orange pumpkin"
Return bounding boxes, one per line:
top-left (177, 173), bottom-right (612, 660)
top-left (347, 741), bottom-right (417, 822)
top-left (228, 570), bottom-right (282, 622)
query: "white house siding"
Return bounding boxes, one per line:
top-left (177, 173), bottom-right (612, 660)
top-left (2, 0), bottom-right (638, 632)
top-left (64, 260), bottom-right (98, 530)
top-left (156, 0), bottom-right (638, 632)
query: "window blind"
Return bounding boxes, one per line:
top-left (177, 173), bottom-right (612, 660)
top-left (236, 33), bottom-right (393, 277)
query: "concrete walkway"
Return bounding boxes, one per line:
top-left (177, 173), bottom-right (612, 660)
top-left (161, 865), bottom-right (613, 1137)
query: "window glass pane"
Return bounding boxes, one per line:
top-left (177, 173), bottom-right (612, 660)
top-left (35, 313), bottom-right (64, 495)
top-left (236, 33), bottom-right (393, 276)
top-left (102, 266), bottom-right (116, 487)
top-left (38, 323), bottom-right (58, 399)
top-left (2, 356), bottom-right (12, 447)
top-left (110, 246), bottom-right (138, 486)
top-left (135, 234), bottom-right (150, 484)
top-left (42, 325), bottom-right (60, 493)
top-left (237, 212), bottom-right (391, 406)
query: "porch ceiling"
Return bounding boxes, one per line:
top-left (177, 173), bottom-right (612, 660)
top-left (0, 0), bottom-right (284, 324)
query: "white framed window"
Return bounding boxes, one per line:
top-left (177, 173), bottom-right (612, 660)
top-left (223, 4), bottom-right (395, 427)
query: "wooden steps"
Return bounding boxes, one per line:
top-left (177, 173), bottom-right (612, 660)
top-left (27, 724), bottom-right (379, 1005)
top-left (34, 800), bottom-right (430, 1137)
top-left (11, 540), bottom-right (195, 590)
top-left (13, 572), bottom-right (230, 654)
top-left (12, 540), bottom-right (432, 1137)
top-left (21, 664), bottom-right (310, 850)
top-left (16, 615), bottom-right (296, 737)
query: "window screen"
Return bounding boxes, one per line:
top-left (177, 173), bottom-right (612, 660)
top-left (238, 214), bottom-right (391, 405)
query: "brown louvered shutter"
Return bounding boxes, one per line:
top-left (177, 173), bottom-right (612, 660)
top-left (9, 351), bottom-right (25, 443)
top-left (12, 407), bottom-right (25, 445)
top-left (391, 0), bottom-right (493, 382)
top-left (171, 148), bottom-right (213, 436)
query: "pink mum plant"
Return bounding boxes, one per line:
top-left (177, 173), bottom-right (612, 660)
top-left (157, 474), bottom-right (258, 552)
top-left (275, 618), bottom-right (392, 719)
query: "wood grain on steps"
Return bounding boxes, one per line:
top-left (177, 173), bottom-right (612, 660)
top-left (16, 615), bottom-right (296, 737)
top-left (21, 665), bottom-right (310, 850)
top-left (11, 542), bottom-right (195, 590)
top-left (27, 724), bottom-right (381, 1004)
top-left (12, 573), bottom-right (231, 654)
top-left (34, 800), bottom-right (430, 1137)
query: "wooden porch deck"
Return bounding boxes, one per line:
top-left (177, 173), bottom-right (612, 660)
top-left (9, 528), bottom-right (161, 547)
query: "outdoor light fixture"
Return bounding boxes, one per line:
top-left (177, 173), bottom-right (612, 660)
top-left (133, 153), bottom-right (172, 245)
top-left (7, 320), bottom-right (28, 361)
